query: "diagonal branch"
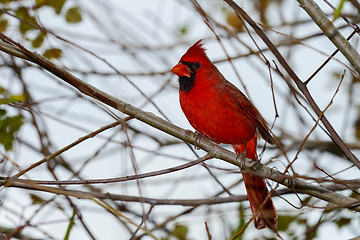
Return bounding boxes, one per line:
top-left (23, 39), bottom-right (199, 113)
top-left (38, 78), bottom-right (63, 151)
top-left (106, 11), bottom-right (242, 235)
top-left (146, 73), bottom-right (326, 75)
top-left (0, 32), bottom-right (359, 211)
top-left (297, 0), bottom-right (360, 74)
top-left (222, 0), bottom-right (360, 170)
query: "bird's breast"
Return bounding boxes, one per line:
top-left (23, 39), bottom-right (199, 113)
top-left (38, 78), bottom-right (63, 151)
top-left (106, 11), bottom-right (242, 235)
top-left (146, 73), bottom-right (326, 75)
top-left (179, 85), bottom-right (256, 144)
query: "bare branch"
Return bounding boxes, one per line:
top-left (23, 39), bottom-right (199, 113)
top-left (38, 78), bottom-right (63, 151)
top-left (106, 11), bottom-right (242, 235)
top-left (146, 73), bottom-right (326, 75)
top-left (0, 31), bottom-right (359, 213)
top-left (222, 0), bottom-right (360, 170)
top-left (297, 0), bottom-right (360, 74)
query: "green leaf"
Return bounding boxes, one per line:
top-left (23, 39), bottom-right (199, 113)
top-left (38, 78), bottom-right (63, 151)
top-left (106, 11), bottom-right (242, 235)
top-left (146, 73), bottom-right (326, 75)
top-left (32, 31), bottom-right (45, 48)
top-left (0, 19), bottom-right (8, 32)
top-left (230, 204), bottom-right (246, 240)
top-left (10, 94), bottom-right (25, 102)
top-left (43, 48), bottom-right (62, 59)
top-left (333, 0), bottom-right (347, 21)
top-left (0, 0), bottom-right (16, 4)
top-left (36, 0), bottom-right (67, 14)
top-left (355, 114), bottom-right (360, 141)
top-left (30, 194), bottom-right (45, 204)
top-left (335, 217), bottom-right (351, 228)
top-left (0, 96), bottom-right (24, 105)
top-left (277, 215), bottom-right (297, 231)
top-left (50, 0), bottom-right (66, 14)
top-left (0, 86), bottom-right (7, 94)
top-left (65, 6), bottom-right (82, 23)
top-left (35, 0), bottom-right (47, 4)
top-left (15, 7), bottom-right (38, 35)
top-left (64, 210), bottom-right (76, 240)
top-left (0, 109), bottom-right (23, 151)
top-left (171, 224), bottom-right (188, 240)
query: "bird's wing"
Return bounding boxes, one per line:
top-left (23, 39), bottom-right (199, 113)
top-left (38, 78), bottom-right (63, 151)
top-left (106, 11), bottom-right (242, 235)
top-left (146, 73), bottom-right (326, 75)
top-left (221, 81), bottom-right (275, 144)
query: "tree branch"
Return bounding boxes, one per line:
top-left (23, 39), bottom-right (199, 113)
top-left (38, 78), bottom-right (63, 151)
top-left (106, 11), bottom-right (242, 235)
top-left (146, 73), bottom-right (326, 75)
top-left (2, 177), bottom-right (359, 207)
top-left (297, 0), bottom-right (360, 74)
top-left (222, 0), bottom-right (360, 170)
top-left (0, 32), bottom-right (359, 211)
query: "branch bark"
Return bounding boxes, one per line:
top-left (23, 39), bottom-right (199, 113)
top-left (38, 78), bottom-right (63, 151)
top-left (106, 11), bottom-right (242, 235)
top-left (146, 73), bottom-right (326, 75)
top-left (297, 0), bottom-right (360, 74)
top-left (0, 32), bottom-right (359, 211)
top-left (2, 177), bottom-right (360, 207)
top-left (222, 0), bottom-right (360, 170)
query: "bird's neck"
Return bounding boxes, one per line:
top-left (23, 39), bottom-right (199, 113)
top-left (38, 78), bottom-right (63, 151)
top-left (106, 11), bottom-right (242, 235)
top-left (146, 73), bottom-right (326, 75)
top-left (178, 73), bottom-right (196, 92)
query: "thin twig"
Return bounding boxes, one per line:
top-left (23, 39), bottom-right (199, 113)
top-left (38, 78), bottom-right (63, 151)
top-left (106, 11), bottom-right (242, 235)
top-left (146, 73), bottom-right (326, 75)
top-left (0, 31), bottom-right (359, 212)
top-left (222, 0), bottom-right (360, 170)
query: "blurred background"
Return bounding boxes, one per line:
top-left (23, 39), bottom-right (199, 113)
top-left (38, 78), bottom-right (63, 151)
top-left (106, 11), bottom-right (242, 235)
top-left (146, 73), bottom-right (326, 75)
top-left (0, 0), bottom-right (360, 239)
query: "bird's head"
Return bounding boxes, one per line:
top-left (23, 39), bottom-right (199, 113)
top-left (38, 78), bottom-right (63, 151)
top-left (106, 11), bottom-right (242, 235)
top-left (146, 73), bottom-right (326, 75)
top-left (171, 39), bottom-right (211, 92)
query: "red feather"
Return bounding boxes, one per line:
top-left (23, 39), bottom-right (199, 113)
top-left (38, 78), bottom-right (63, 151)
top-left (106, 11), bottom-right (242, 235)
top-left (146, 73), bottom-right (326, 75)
top-left (172, 40), bottom-right (277, 230)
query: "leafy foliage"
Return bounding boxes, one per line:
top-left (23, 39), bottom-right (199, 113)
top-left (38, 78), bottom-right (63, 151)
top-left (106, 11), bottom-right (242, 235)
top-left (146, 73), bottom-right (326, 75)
top-left (35, 0), bottom-right (66, 14)
top-left (333, 0), bottom-right (347, 21)
top-left (161, 224), bottom-right (189, 240)
top-left (15, 6), bottom-right (39, 35)
top-left (43, 47), bottom-right (62, 59)
top-left (0, 86), bottom-right (24, 151)
top-left (0, 0), bottom-right (359, 239)
top-left (0, 0), bottom-right (82, 55)
top-left (355, 109), bottom-right (360, 140)
top-left (0, 18), bottom-right (8, 32)
top-left (64, 210), bottom-right (77, 240)
top-left (230, 204), bottom-right (246, 240)
top-left (171, 224), bottom-right (189, 240)
top-left (32, 31), bottom-right (45, 48)
top-left (65, 6), bottom-right (82, 23)
top-left (0, 108), bottom-right (23, 151)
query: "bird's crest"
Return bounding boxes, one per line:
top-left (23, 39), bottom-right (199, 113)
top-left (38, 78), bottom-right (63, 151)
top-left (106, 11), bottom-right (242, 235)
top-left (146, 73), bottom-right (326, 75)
top-left (180, 39), bottom-right (209, 63)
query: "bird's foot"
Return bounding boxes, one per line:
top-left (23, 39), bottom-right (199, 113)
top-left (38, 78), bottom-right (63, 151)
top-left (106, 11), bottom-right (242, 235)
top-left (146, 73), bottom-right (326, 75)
top-left (194, 131), bottom-right (206, 150)
top-left (235, 147), bottom-right (247, 169)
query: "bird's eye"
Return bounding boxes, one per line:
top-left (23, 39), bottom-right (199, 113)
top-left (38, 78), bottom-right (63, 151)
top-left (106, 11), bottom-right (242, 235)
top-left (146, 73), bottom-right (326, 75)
top-left (193, 62), bottom-right (201, 70)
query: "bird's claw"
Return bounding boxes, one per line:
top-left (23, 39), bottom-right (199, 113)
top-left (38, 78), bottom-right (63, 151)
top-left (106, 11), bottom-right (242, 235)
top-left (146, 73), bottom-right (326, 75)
top-left (236, 152), bottom-right (247, 169)
top-left (194, 131), bottom-right (206, 150)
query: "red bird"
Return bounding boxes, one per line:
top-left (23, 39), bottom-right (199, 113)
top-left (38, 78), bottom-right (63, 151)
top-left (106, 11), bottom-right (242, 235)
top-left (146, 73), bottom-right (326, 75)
top-left (171, 40), bottom-right (277, 230)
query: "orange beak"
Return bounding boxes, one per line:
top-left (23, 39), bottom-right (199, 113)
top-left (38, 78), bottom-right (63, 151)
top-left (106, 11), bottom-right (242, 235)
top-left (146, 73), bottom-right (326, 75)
top-left (171, 63), bottom-right (191, 78)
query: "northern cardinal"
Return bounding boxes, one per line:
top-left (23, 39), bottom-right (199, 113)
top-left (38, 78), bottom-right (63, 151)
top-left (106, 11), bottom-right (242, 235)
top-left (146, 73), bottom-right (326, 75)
top-left (171, 40), bottom-right (277, 230)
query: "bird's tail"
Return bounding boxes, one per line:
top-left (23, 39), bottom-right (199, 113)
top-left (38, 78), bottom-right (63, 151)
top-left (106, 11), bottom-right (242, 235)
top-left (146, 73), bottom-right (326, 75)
top-left (232, 137), bottom-right (277, 230)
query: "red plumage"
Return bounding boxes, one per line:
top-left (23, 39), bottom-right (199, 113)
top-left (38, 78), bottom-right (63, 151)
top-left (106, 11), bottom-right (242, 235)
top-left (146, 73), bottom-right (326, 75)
top-left (171, 39), bottom-right (277, 230)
